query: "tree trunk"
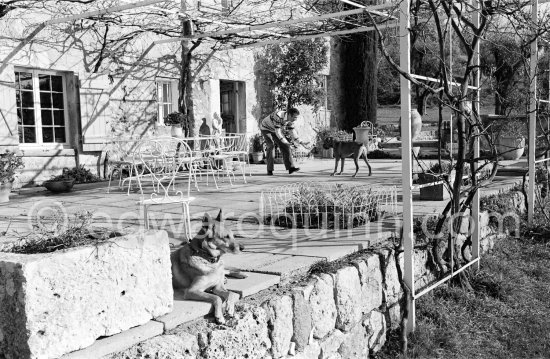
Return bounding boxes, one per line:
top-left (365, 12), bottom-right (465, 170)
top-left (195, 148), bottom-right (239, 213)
top-left (179, 45), bottom-right (194, 136)
top-left (340, 32), bottom-right (378, 131)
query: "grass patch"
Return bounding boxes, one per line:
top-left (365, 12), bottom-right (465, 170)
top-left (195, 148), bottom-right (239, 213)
top-left (373, 235), bottom-right (550, 359)
top-left (0, 211), bottom-right (122, 254)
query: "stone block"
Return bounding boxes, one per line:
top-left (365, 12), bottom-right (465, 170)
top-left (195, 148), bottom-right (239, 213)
top-left (309, 274), bottom-right (337, 339)
top-left (381, 249), bottom-right (403, 307)
top-left (337, 322), bottom-right (369, 359)
top-left (263, 295), bottom-right (293, 358)
top-left (202, 306), bottom-right (271, 359)
top-left (0, 230), bottom-right (173, 359)
top-left (291, 283), bottom-right (314, 352)
top-left (89, 328), bottom-right (190, 359)
top-left (353, 254), bottom-right (383, 314)
top-left (319, 330), bottom-right (345, 359)
top-left (334, 266), bottom-right (362, 332)
top-left (292, 340), bottom-right (321, 359)
top-left (364, 311), bottom-right (386, 352)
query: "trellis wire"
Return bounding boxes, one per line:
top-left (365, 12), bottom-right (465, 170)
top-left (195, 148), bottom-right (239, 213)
top-left (261, 182), bottom-right (397, 229)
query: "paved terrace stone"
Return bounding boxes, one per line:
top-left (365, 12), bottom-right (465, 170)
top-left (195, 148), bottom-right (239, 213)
top-left (2, 158), bottom-right (526, 358)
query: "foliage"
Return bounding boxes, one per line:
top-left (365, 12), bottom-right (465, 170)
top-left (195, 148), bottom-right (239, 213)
top-left (0, 211), bottom-right (122, 254)
top-left (266, 184), bottom-right (380, 229)
top-left (164, 112), bottom-right (187, 126)
top-left (48, 166), bottom-right (100, 184)
top-left (0, 150), bottom-right (24, 185)
top-left (250, 133), bottom-right (264, 152)
top-left (425, 161), bottom-right (454, 174)
top-left (314, 127), bottom-right (351, 149)
top-left (257, 38), bottom-right (328, 110)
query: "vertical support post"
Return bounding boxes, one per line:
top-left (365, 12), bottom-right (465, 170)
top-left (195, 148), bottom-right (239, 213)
top-left (528, 0), bottom-right (538, 223)
top-left (472, 0), bottom-right (481, 268)
top-left (399, 0), bottom-right (414, 334)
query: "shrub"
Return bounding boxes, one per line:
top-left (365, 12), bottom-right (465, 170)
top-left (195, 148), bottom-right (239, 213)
top-left (164, 112), bottom-right (187, 126)
top-left (48, 166), bottom-right (100, 184)
top-left (0, 150), bottom-right (24, 185)
top-left (250, 133), bottom-right (264, 152)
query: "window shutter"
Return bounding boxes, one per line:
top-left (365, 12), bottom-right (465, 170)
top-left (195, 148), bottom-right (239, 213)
top-left (0, 67), bottom-right (18, 149)
top-left (80, 76), bottom-right (111, 150)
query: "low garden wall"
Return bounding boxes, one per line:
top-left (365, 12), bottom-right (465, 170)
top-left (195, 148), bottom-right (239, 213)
top-left (0, 230), bottom-right (173, 359)
top-left (114, 191), bottom-right (524, 359)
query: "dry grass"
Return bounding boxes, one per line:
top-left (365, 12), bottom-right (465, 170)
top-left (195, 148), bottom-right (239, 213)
top-left (374, 234), bottom-right (550, 359)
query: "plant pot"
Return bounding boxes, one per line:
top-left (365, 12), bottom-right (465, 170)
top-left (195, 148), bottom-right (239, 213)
top-left (43, 179), bottom-right (75, 193)
top-left (320, 148), bottom-right (333, 159)
top-left (0, 182), bottom-right (12, 203)
top-left (0, 231), bottom-right (173, 359)
top-left (171, 125), bottom-right (183, 138)
top-left (353, 127), bottom-right (372, 146)
top-left (418, 170), bottom-right (456, 201)
top-left (251, 152), bottom-right (263, 163)
top-left (496, 136), bottom-right (525, 160)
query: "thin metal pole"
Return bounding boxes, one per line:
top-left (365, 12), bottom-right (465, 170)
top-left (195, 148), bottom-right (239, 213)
top-left (472, 0), bottom-right (481, 269)
top-left (528, 0), bottom-right (538, 223)
top-left (399, 0), bottom-right (415, 334)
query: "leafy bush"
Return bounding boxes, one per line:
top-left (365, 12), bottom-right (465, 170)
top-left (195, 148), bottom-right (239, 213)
top-left (0, 150), bottom-right (24, 185)
top-left (164, 112), bottom-right (187, 126)
top-left (48, 166), bottom-right (100, 184)
top-left (250, 133), bottom-right (264, 152)
top-left (266, 184), bottom-right (380, 229)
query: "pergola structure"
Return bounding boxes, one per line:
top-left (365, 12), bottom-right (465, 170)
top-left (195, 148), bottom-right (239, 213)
top-left (1, 0), bottom-right (548, 335)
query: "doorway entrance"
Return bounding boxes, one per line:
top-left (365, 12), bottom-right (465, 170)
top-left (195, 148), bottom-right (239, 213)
top-left (219, 80), bottom-right (245, 133)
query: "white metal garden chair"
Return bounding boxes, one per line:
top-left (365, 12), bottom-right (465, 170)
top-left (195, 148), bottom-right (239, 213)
top-left (138, 139), bottom-right (196, 241)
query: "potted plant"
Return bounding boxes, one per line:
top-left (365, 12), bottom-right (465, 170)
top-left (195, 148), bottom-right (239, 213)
top-left (43, 168), bottom-right (75, 193)
top-left (0, 150), bottom-right (24, 203)
top-left (250, 133), bottom-right (264, 163)
top-left (495, 118), bottom-right (526, 160)
top-left (417, 161), bottom-right (456, 201)
top-left (164, 112), bottom-right (187, 138)
top-left (315, 127), bottom-right (351, 158)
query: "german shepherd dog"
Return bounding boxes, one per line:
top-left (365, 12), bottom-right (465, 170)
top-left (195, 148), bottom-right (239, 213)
top-left (171, 209), bottom-right (244, 324)
top-left (323, 137), bottom-right (372, 177)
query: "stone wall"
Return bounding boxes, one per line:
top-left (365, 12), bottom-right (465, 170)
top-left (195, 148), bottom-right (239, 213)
top-left (111, 203), bottom-right (516, 359)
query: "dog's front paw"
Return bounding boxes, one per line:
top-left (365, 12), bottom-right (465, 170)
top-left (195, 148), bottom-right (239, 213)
top-left (225, 292), bottom-right (239, 318)
top-left (337, 172), bottom-right (343, 176)
top-left (352, 174), bottom-right (357, 178)
top-left (330, 173), bottom-right (335, 176)
top-left (215, 314), bottom-right (226, 325)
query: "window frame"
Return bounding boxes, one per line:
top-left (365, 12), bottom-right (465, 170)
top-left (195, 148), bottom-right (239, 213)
top-left (156, 79), bottom-right (175, 125)
top-left (14, 67), bottom-right (70, 149)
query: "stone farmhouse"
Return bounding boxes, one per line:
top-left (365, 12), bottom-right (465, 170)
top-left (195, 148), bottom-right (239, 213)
top-left (0, 0), bottom-right (343, 186)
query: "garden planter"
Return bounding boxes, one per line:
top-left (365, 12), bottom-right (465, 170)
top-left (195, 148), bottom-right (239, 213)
top-left (43, 179), bottom-right (75, 193)
top-left (251, 152), bottom-right (263, 163)
top-left (496, 136), bottom-right (525, 160)
top-left (170, 125), bottom-right (184, 138)
top-left (418, 171), bottom-right (456, 201)
top-left (0, 182), bottom-right (12, 203)
top-left (353, 126), bottom-right (372, 146)
top-left (0, 230), bottom-right (173, 359)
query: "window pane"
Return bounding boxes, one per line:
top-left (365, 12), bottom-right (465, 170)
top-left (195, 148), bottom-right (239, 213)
top-left (54, 128), bottom-right (66, 143)
top-left (42, 110), bottom-right (52, 125)
top-left (23, 126), bottom-right (36, 143)
top-left (39, 74), bottom-right (50, 91)
top-left (15, 90), bottom-right (20, 107)
top-left (163, 104), bottom-right (170, 117)
top-left (40, 92), bottom-right (52, 108)
top-left (22, 109), bottom-right (35, 126)
top-left (53, 110), bottom-right (64, 126)
top-left (162, 84), bottom-right (169, 102)
top-left (21, 91), bottom-right (34, 107)
top-left (17, 109), bottom-right (22, 125)
top-left (42, 127), bottom-right (54, 143)
top-left (19, 72), bottom-right (33, 90)
top-left (51, 76), bottom-right (63, 92)
top-left (52, 93), bottom-right (64, 109)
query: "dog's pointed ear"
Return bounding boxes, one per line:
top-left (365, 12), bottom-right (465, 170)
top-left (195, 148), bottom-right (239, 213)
top-left (216, 208), bottom-right (223, 222)
top-left (202, 212), bottom-right (214, 228)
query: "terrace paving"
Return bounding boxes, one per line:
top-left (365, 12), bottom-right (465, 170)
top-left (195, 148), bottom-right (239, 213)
top-left (0, 157), bottom-right (524, 357)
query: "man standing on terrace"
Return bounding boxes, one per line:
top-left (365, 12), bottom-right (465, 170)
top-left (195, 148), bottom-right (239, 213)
top-left (260, 108), bottom-right (301, 176)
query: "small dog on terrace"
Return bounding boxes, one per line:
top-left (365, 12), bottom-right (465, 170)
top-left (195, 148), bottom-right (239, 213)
top-left (323, 137), bottom-right (372, 177)
top-left (171, 209), bottom-right (244, 324)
